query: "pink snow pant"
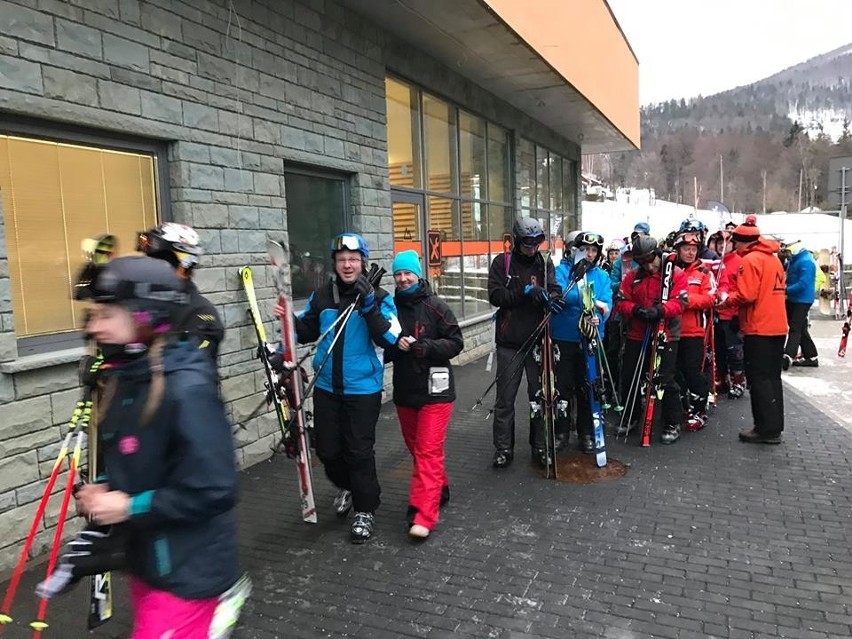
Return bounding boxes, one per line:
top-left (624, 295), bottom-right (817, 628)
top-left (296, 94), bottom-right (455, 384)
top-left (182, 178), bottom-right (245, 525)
top-left (396, 402), bottom-right (452, 530)
top-left (130, 577), bottom-right (218, 639)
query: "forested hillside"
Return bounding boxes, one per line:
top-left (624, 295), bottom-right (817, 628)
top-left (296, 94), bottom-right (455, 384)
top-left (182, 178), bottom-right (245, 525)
top-left (587, 44), bottom-right (852, 212)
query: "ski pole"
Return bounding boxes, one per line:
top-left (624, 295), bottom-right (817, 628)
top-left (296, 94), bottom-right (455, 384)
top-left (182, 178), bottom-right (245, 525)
top-left (30, 429), bottom-right (85, 637)
top-left (0, 392), bottom-right (92, 626)
top-left (595, 339), bottom-right (622, 411)
top-left (295, 301), bottom-right (357, 368)
top-left (472, 274), bottom-right (584, 410)
top-left (618, 325), bottom-right (651, 437)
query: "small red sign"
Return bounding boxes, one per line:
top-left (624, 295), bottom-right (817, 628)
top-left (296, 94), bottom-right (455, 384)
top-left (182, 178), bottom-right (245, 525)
top-left (427, 230), bottom-right (442, 268)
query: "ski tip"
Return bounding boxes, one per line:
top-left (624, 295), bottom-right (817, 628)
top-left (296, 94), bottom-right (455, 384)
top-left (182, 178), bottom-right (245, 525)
top-left (0, 613), bottom-right (13, 624)
top-left (30, 620), bottom-right (48, 631)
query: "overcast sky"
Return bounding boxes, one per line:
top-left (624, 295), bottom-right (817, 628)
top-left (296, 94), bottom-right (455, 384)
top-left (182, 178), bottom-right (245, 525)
top-left (607, 0), bottom-right (852, 105)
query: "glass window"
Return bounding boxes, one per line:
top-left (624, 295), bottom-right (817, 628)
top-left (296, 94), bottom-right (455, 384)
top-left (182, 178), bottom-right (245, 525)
top-left (536, 146), bottom-right (549, 210)
top-left (487, 123), bottom-right (510, 204)
top-left (284, 171), bottom-right (348, 300)
top-left (422, 94), bottom-right (458, 195)
top-left (549, 155), bottom-right (563, 212)
top-left (518, 138), bottom-right (535, 210)
top-left (0, 135), bottom-right (159, 340)
top-left (564, 158), bottom-right (578, 229)
top-left (458, 111), bottom-right (486, 201)
top-left (427, 196), bottom-right (462, 318)
top-left (385, 77), bottom-right (422, 189)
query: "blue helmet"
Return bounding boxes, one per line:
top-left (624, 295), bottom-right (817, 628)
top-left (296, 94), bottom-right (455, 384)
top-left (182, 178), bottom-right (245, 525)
top-left (679, 218), bottom-right (706, 234)
top-left (330, 233), bottom-right (369, 259)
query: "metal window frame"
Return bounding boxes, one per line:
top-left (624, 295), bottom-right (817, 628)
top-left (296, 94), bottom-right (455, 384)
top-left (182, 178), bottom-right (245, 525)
top-left (0, 115), bottom-right (171, 357)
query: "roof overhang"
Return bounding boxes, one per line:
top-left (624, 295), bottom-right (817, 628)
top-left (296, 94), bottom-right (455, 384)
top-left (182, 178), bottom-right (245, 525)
top-left (340, 0), bottom-right (639, 153)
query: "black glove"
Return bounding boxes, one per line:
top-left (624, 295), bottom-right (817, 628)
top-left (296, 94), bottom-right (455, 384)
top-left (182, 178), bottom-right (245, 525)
top-left (354, 274), bottom-right (376, 312)
top-left (548, 292), bottom-right (566, 314)
top-left (78, 355), bottom-right (104, 388)
top-left (633, 305), bottom-right (662, 321)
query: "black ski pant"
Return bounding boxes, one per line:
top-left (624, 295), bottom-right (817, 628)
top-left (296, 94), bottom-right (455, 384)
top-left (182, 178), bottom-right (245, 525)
top-left (743, 335), bottom-right (785, 436)
top-left (621, 336), bottom-right (683, 427)
top-left (602, 318), bottom-right (624, 397)
top-left (554, 340), bottom-right (593, 440)
top-left (313, 388), bottom-right (382, 513)
top-left (677, 336), bottom-right (710, 405)
top-left (492, 345), bottom-right (543, 452)
top-left (715, 317), bottom-right (744, 375)
top-left (784, 301), bottom-right (817, 360)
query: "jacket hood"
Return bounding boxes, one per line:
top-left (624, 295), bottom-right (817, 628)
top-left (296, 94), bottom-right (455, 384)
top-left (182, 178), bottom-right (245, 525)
top-left (112, 339), bottom-right (214, 383)
top-left (739, 237), bottom-right (779, 256)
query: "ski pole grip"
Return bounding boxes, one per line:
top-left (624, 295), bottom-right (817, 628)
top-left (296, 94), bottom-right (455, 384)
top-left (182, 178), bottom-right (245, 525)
top-left (368, 265), bottom-right (386, 287)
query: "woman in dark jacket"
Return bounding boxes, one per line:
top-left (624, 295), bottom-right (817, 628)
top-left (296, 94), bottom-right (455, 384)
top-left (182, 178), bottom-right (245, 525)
top-left (386, 251), bottom-right (464, 540)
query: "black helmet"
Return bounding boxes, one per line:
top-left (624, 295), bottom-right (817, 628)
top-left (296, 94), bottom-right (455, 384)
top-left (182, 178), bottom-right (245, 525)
top-left (74, 256), bottom-right (189, 327)
top-left (513, 217), bottom-right (545, 246)
top-left (573, 232), bottom-right (605, 265)
top-left (137, 223), bottom-right (202, 272)
top-left (631, 235), bottom-right (660, 261)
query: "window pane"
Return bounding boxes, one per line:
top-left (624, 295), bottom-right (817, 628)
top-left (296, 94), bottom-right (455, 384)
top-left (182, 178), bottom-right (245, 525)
top-left (385, 77), bottom-right (422, 189)
top-left (392, 200), bottom-right (422, 249)
top-left (518, 138), bottom-right (535, 209)
top-left (536, 146), bottom-right (549, 210)
top-left (285, 172), bottom-right (347, 300)
top-left (459, 111), bottom-right (486, 200)
top-left (423, 94), bottom-right (457, 194)
top-left (460, 200), bottom-right (486, 241)
top-left (487, 123), bottom-right (510, 204)
top-left (563, 158), bottom-right (578, 230)
top-left (0, 135), bottom-right (158, 338)
top-left (427, 196), bottom-right (463, 319)
top-left (549, 155), bottom-right (563, 212)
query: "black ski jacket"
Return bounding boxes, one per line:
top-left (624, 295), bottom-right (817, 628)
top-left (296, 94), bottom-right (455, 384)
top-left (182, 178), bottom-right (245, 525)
top-left (173, 280), bottom-right (224, 364)
top-left (487, 248), bottom-right (558, 350)
top-left (99, 341), bottom-right (239, 599)
top-left (385, 281), bottom-right (464, 408)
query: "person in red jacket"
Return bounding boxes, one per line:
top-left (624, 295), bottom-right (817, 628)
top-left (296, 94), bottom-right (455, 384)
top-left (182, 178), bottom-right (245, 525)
top-left (719, 221), bottom-right (787, 444)
top-left (615, 236), bottom-right (688, 444)
top-left (708, 230), bottom-right (746, 398)
top-left (673, 231), bottom-right (715, 431)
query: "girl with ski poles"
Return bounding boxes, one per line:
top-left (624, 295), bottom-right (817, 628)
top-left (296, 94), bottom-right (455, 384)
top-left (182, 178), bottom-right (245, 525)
top-left (385, 250), bottom-right (464, 539)
top-left (51, 255), bottom-right (248, 639)
top-left (551, 232), bottom-right (612, 453)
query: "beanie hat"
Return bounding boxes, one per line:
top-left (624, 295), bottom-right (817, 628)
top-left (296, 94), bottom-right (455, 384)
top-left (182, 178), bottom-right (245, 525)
top-left (633, 222), bottom-right (651, 234)
top-left (392, 250), bottom-right (422, 277)
top-left (732, 222), bottom-right (760, 244)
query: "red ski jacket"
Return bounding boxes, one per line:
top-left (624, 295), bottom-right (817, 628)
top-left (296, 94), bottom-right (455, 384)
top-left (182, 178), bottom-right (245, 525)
top-left (616, 257), bottom-right (688, 341)
top-left (711, 251), bottom-right (741, 321)
top-left (679, 259), bottom-right (714, 338)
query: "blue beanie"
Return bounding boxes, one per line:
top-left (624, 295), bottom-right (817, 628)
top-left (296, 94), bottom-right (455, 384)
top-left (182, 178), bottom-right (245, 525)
top-left (392, 250), bottom-right (422, 277)
top-left (633, 222), bottom-right (650, 234)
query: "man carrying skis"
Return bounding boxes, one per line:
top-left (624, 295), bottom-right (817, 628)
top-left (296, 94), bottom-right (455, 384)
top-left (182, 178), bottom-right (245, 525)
top-left (672, 230), bottom-right (715, 432)
top-left (487, 217), bottom-right (560, 469)
top-left (552, 232), bottom-right (612, 454)
top-left (719, 221), bottom-right (787, 444)
top-left (294, 233), bottom-right (401, 543)
top-left (615, 236), bottom-right (688, 444)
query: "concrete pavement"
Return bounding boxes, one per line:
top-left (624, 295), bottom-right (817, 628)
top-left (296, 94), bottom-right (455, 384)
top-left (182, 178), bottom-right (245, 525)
top-left (2, 329), bottom-right (852, 638)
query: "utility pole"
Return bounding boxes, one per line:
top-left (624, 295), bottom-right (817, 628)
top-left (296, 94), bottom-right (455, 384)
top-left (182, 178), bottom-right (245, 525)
top-left (841, 166), bottom-right (848, 312)
top-left (719, 155), bottom-right (724, 203)
top-left (798, 168), bottom-right (803, 211)
top-left (762, 170), bottom-right (767, 213)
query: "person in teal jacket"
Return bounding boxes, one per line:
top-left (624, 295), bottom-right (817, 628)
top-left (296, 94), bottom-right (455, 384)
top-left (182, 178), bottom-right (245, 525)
top-left (782, 240), bottom-right (818, 368)
top-left (551, 232), bottom-right (613, 453)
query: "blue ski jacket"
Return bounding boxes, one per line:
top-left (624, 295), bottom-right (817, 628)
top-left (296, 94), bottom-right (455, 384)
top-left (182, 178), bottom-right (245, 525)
top-left (785, 249), bottom-right (816, 305)
top-left (552, 261), bottom-right (613, 343)
top-left (100, 341), bottom-right (239, 600)
top-left (296, 277), bottom-right (401, 395)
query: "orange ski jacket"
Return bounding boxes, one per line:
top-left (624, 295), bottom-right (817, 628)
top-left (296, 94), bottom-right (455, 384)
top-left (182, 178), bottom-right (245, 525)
top-left (725, 238), bottom-right (787, 336)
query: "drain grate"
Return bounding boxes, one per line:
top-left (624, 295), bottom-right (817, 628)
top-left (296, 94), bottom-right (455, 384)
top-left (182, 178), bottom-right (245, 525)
top-left (541, 452), bottom-right (628, 483)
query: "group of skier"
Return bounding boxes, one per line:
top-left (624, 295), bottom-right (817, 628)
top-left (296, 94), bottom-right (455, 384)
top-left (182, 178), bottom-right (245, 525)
top-left (487, 213), bottom-right (788, 472)
top-left (20, 210), bottom-right (792, 636)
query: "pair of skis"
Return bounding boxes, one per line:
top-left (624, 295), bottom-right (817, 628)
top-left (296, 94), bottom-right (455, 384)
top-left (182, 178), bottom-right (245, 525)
top-left (640, 253), bottom-right (675, 448)
top-left (839, 309), bottom-right (851, 357)
top-left (239, 240), bottom-right (316, 524)
top-left (579, 278), bottom-right (607, 467)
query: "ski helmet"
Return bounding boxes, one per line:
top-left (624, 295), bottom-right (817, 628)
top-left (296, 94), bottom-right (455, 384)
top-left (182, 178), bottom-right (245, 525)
top-left (513, 217), bottom-right (545, 247)
top-left (606, 239), bottom-right (625, 253)
top-left (678, 218), bottom-right (706, 234)
top-left (573, 232), bottom-right (605, 265)
top-left (330, 233), bottom-right (369, 259)
top-left (631, 235), bottom-right (660, 262)
top-left (137, 223), bottom-right (202, 272)
top-left (74, 255), bottom-right (189, 328)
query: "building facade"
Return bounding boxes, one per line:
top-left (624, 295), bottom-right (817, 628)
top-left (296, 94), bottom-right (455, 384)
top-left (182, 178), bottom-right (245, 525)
top-left (0, 0), bottom-right (637, 569)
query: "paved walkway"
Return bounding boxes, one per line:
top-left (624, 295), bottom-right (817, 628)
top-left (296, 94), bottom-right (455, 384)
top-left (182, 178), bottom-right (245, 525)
top-left (3, 328), bottom-right (852, 638)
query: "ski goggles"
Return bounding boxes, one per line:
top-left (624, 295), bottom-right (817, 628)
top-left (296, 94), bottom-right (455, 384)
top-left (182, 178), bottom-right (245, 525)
top-left (675, 231), bottom-right (702, 246)
top-left (576, 232), bottom-right (604, 247)
top-left (519, 234), bottom-right (545, 248)
top-left (333, 235), bottom-right (360, 252)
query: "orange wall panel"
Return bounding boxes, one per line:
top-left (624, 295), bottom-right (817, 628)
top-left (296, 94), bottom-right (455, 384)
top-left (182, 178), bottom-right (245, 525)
top-left (483, 0), bottom-right (640, 148)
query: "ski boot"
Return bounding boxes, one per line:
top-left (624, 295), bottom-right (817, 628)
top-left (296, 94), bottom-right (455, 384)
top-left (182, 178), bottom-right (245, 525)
top-left (350, 511), bottom-right (375, 544)
top-left (792, 356), bottom-right (818, 368)
top-left (714, 372), bottom-right (729, 395)
top-left (685, 409), bottom-right (708, 432)
top-left (334, 489), bottom-right (353, 518)
top-left (782, 354), bottom-right (793, 371)
top-left (209, 573), bottom-right (253, 639)
top-left (728, 372), bottom-right (746, 399)
top-left (661, 424), bottom-right (681, 444)
top-left (493, 449), bottom-right (513, 469)
top-left (533, 447), bottom-right (552, 469)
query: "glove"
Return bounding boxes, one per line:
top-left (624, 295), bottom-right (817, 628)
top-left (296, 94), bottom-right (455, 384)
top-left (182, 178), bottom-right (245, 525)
top-left (35, 525), bottom-right (127, 600)
top-left (548, 293), bottom-right (566, 314)
top-left (78, 355), bottom-right (104, 388)
top-left (354, 274), bottom-right (376, 312)
top-left (633, 305), bottom-right (662, 321)
top-left (524, 284), bottom-right (549, 306)
top-left (677, 291), bottom-right (689, 306)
